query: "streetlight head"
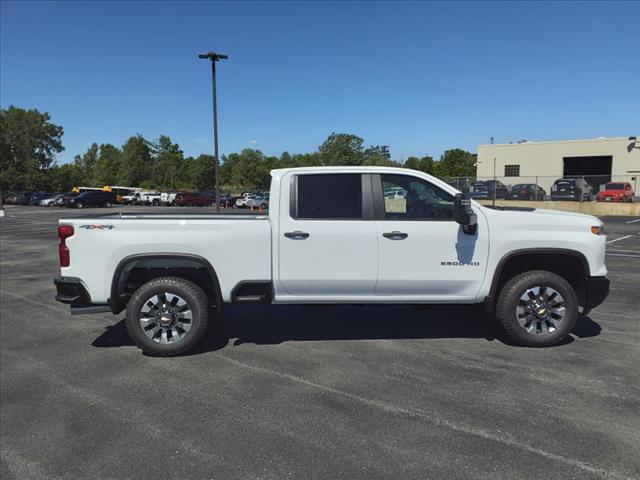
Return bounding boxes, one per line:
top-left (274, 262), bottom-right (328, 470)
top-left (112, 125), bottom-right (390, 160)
top-left (198, 51), bottom-right (228, 61)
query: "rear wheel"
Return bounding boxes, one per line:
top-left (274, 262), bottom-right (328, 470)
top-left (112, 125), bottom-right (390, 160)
top-left (496, 270), bottom-right (578, 347)
top-left (75, 202), bottom-right (84, 209)
top-left (104, 201), bottom-right (112, 208)
top-left (125, 277), bottom-right (209, 356)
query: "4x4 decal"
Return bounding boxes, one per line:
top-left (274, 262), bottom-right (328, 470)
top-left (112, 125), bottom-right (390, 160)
top-left (79, 224), bottom-right (115, 230)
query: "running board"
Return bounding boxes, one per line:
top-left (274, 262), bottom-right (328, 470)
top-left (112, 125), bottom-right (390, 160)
top-left (234, 295), bottom-right (267, 303)
top-left (70, 304), bottom-right (112, 315)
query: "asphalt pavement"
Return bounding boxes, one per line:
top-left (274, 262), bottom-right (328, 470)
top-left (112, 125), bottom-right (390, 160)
top-left (1, 205), bottom-right (639, 480)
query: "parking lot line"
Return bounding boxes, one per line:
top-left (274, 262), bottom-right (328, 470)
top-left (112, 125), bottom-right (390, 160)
top-left (606, 253), bottom-right (640, 258)
top-left (625, 218), bottom-right (640, 224)
top-left (607, 235), bottom-right (632, 244)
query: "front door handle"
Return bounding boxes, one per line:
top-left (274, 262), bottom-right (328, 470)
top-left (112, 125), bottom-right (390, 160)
top-left (284, 231), bottom-right (310, 239)
top-left (383, 231), bottom-right (408, 240)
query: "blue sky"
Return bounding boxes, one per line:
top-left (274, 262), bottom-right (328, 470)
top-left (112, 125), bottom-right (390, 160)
top-left (1, 1), bottom-right (638, 163)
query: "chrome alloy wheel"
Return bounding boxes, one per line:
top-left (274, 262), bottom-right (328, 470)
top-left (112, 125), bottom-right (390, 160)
top-left (515, 286), bottom-right (566, 336)
top-left (139, 292), bottom-right (193, 344)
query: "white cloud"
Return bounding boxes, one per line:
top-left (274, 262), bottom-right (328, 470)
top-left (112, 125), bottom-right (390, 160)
top-left (249, 139), bottom-right (257, 144)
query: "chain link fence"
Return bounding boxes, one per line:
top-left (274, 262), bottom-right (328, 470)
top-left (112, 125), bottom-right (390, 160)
top-left (439, 174), bottom-right (638, 202)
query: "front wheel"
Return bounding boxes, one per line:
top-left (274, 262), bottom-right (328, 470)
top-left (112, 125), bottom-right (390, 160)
top-left (495, 270), bottom-right (578, 347)
top-left (125, 277), bottom-right (209, 356)
top-left (104, 201), bottom-right (112, 208)
top-left (75, 202), bottom-right (84, 209)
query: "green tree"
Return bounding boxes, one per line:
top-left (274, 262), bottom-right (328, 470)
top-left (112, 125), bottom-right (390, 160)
top-left (318, 133), bottom-right (365, 166)
top-left (434, 149), bottom-right (476, 178)
top-left (92, 144), bottom-right (122, 186)
top-left (119, 135), bottom-right (153, 186)
top-left (50, 163), bottom-right (84, 192)
top-left (73, 143), bottom-right (99, 184)
top-left (404, 155), bottom-right (435, 175)
top-left (0, 106), bottom-right (64, 190)
top-left (151, 135), bottom-right (184, 190)
top-left (363, 145), bottom-right (397, 166)
top-left (221, 149), bottom-right (270, 190)
top-left (184, 154), bottom-right (216, 191)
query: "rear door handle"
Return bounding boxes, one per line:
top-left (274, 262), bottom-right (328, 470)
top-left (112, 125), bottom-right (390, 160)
top-left (383, 231), bottom-right (408, 240)
top-left (284, 231), bottom-right (310, 239)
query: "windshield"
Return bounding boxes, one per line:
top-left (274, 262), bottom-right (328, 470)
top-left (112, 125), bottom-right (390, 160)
top-left (604, 183), bottom-right (624, 190)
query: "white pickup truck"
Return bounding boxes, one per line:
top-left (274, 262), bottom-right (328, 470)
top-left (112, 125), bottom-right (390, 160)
top-left (54, 167), bottom-right (609, 356)
top-left (122, 191), bottom-right (163, 206)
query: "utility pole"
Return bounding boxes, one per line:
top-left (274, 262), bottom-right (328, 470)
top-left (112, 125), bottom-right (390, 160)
top-left (198, 51), bottom-right (228, 213)
top-left (493, 157), bottom-right (497, 207)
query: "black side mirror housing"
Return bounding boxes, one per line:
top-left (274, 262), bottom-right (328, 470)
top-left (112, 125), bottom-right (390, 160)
top-left (454, 193), bottom-right (477, 234)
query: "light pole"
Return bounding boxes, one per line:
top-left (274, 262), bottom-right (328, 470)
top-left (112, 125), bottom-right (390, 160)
top-left (199, 51), bottom-right (228, 213)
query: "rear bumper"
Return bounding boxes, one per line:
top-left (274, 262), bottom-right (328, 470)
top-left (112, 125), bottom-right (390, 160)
top-left (550, 194), bottom-right (577, 201)
top-left (54, 277), bottom-right (111, 315)
top-left (597, 197), bottom-right (624, 203)
top-left (584, 276), bottom-right (610, 310)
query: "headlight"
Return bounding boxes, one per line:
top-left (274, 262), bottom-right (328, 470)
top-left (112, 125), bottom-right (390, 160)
top-left (591, 225), bottom-right (605, 235)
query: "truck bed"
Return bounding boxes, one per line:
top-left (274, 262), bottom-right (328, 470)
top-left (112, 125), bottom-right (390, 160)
top-left (59, 213), bottom-right (272, 304)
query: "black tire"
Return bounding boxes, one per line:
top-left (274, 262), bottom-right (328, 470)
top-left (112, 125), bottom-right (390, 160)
top-left (152, 199), bottom-right (160, 206)
top-left (495, 270), bottom-right (578, 347)
top-left (104, 201), bottom-right (112, 208)
top-left (125, 277), bottom-right (210, 356)
top-left (76, 202), bottom-right (84, 209)
top-left (260, 203), bottom-right (267, 209)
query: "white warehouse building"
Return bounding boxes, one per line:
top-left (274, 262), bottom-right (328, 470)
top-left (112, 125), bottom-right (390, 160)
top-left (476, 137), bottom-right (640, 194)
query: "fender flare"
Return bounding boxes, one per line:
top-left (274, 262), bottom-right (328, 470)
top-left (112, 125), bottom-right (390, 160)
top-left (485, 248), bottom-right (590, 310)
top-left (109, 253), bottom-right (223, 314)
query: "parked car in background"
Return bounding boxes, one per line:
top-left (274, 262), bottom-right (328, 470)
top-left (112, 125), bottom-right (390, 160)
top-left (39, 194), bottom-right (64, 207)
top-left (235, 193), bottom-right (267, 208)
top-left (174, 192), bottom-right (213, 207)
top-left (161, 192), bottom-right (179, 206)
top-left (122, 191), bottom-right (163, 206)
top-left (2, 192), bottom-right (20, 204)
top-left (56, 192), bottom-right (79, 207)
top-left (245, 194), bottom-right (269, 210)
top-left (384, 188), bottom-right (407, 199)
top-left (550, 178), bottom-right (593, 201)
top-left (597, 182), bottom-right (634, 203)
top-left (67, 191), bottom-right (116, 208)
top-left (469, 180), bottom-right (508, 200)
top-left (14, 192), bottom-right (34, 205)
top-left (28, 193), bottom-right (54, 205)
top-left (218, 195), bottom-right (240, 208)
top-left (506, 184), bottom-right (546, 201)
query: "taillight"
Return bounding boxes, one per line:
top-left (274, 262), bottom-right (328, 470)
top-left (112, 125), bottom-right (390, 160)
top-left (58, 225), bottom-right (74, 267)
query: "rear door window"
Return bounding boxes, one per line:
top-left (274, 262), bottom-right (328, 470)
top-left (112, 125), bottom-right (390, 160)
top-left (295, 174), bottom-right (362, 219)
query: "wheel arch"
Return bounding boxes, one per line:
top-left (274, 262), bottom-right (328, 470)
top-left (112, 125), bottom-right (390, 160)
top-left (485, 248), bottom-right (590, 312)
top-left (109, 253), bottom-right (223, 314)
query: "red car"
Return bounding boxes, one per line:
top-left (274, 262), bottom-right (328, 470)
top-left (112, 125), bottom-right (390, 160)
top-left (174, 192), bottom-right (213, 207)
top-left (597, 182), bottom-right (634, 203)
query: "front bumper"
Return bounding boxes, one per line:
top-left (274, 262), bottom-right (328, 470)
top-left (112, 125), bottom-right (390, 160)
top-left (54, 277), bottom-right (111, 315)
top-left (583, 276), bottom-right (610, 310)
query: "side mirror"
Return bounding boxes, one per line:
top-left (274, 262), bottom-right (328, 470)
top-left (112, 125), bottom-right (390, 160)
top-left (454, 193), bottom-right (477, 234)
